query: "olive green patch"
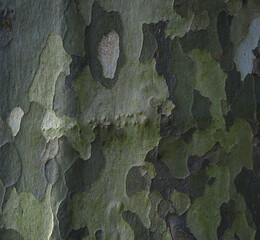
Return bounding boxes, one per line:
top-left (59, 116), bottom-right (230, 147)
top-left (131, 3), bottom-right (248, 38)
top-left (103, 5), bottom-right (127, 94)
top-left (29, 33), bottom-right (72, 110)
top-left (2, 186), bottom-right (53, 240)
top-left (170, 190), bottom-right (191, 216)
top-left (158, 135), bottom-right (189, 179)
top-left (187, 165), bottom-right (230, 240)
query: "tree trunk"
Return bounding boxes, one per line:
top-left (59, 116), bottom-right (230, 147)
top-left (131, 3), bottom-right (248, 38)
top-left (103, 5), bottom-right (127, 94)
top-left (0, 0), bottom-right (260, 239)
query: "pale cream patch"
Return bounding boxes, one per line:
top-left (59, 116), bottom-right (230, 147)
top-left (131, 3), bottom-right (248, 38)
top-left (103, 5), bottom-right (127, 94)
top-left (7, 107), bottom-right (24, 136)
top-left (98, 30), bottom-right (120, 79)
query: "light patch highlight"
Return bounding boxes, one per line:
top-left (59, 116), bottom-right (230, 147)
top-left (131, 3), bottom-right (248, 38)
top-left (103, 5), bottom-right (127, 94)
top-left (28, 33), bottom-right (72, 109)
top-left (235, 16), bottom-right (260, 81)
top-left (98, 30), bottom-right (120, 79)
top-left (2, 186), bottom-right (53, 240)
top-left (7, 107), bottom-right (24, 136)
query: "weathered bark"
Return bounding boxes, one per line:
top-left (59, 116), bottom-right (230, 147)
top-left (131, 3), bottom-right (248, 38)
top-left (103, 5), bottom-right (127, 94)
top-left (0, 0), bottom-right (260, 239)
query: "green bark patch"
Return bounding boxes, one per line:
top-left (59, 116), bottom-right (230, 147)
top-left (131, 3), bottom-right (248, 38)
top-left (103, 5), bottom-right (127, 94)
top-left (158, 135), bottom-right (189, 179)
top-left (74, 61), bottom-right (167, 132)
top-left (233, 212), bottom-right (255, 240)
top-left (180, 29), bottom-right (210, 53)
top-left (0, 180), bottom-right (5, 212)
top-left (15, 102), bottom-right (47, 200)
top-left (173, 0), bottom-right (194, 18)
top-left (190, 9), bottom-right (210, 31)
top-left (41, 110), bottom-right (94, 160)
top-left (170, 190), bottom-right (191, 215)
top-left (217, 11), bottom-right (234, 72)
top-left (53, 72), bottom-right (78, 118)
top-left (170, 38), bottom-right (195, 133)
top-left (45, 158), bottom-right (59, 185)
top-left (65, 134), bottom-right (106, 193)
top-left (0, 228), bottom-right (24, 240)
top-left (63, 0), bottom-right (86, 57)
top-left (187, 165), bottom-right (230, 240)
top-left (0, 143), bottom-right (21, 188)
top-left (231, 74), bottom-right (257, 123)
top-left (139, 24), bottom-right (158, 63)
top-left (0, 117), bottom-right (12, 148)
top-left (2, 187), bottom-right (53, 240)
top-left (126, 166), bottom-right (151, 197)
top-left (29, 33), bottom-right (72, 110)
top-left (122, 210), bottom-right (150, 240)
top-left (189, 49), bottom-right (227, 129)
top-left (148, 191), bottom-right (171, 239)
top-left (71, 124), bottom-right (161, 239)
top-left (51, 137), bottom-right (79, 239)
top-left (192, 89), bottom-right (212, 131)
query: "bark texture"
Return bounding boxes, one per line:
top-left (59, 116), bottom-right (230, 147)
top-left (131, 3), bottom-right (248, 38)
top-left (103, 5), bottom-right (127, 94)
top-left (0, 0), bottom-right (260, 239)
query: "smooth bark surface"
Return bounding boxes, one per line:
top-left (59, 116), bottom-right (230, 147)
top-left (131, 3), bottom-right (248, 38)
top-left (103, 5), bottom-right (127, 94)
top-left (1, 0), bottom-right (260, 239)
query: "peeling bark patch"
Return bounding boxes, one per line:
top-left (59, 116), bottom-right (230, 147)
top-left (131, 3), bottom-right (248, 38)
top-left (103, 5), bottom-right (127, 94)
top-left (235, 168), bottom-right (260, 239)
top-left (126, 166), bottom-right (149, 197)
top-left (253, 58), bottom-right (260, 76)
top-left (0, 116), bottom-right (12, 148)
top-left (2, 187), bottom-right (53, 240)
top-left (168, 214), bottom-right (196, 240)
top-left (122, 211), bottom-right (150, 240)
top-left (191, 90), bottom-right (212, 131)
top-left (0, 143), bottom-right (21, 188)
top-left (173, 0), bottom-right (194, 18)
top-left (44, 159), bottom-right (59, 185)
top-left (7, 107), bottom-right (24, 136)
top-left (180, 30), bottom-right (210, 53)
top-left (170, 190), bottom-right (191, 216)
top-left (225, 68), bottom-right (242, 105)
top-left (95, 230), bottom-right (103, 240)
top-left (217, 200), bottom-right (236, 239)
top-left (217, 11), bottom-right (234, 72)
top-left (85, 2), bottom-right (124, 88)
top-left (28, 33), bottom-right (72, 109)
top-left (68, 226), bottom-right (89, 239)
top-left (235, 16), bottom-right (260, 81)
top-left (98, 31), bottom-right (119, 79)
top-left (158, 135), bottom-right (189, 179)
top-left (139, 24), bottom-right (158, 63)
top-left (65, 134), bottom-right (105, 193)
top-left (231, 74), bottom-right (256, 122)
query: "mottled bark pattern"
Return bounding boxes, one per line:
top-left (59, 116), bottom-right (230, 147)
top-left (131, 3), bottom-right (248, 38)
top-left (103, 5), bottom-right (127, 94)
top-left (0, 0), bottom-right (260, 239)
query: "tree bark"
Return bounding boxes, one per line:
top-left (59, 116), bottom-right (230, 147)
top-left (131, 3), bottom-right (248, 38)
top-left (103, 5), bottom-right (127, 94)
top-left (0, 0), bottom-right (260, 239)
